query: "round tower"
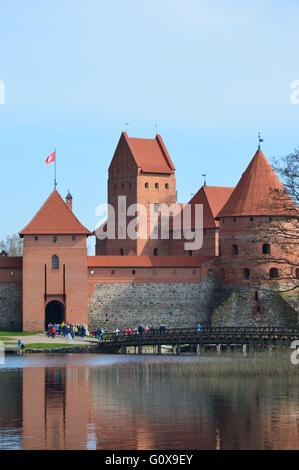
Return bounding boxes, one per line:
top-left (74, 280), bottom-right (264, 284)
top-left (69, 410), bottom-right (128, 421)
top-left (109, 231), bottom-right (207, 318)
top-left (216, 147), bottom-right (299, 288)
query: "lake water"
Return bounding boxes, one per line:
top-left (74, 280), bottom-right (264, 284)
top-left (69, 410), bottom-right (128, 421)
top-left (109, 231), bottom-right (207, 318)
top-left (0, 353), bottom-right (299, 450)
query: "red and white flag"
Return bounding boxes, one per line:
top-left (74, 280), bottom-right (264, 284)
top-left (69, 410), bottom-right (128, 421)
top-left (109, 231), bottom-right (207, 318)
top-left (46, 151), bottom-right (55, 164)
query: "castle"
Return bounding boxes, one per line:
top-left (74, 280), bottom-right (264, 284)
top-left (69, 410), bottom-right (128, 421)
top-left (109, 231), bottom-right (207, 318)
top-left (0, 132), bottom-right (298, 332)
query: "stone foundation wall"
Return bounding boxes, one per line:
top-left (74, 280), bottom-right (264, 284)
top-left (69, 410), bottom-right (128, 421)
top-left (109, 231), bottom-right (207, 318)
top-left (88, 279), bottom-right (216, 330)
top-left (0, 284), bottom-right (23, 331)
top-left (211, 285), bottom-right (299, 327)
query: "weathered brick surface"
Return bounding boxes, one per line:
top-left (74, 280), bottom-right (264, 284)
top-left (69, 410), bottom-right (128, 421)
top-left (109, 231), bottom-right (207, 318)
top-left (0, 283), bottom-right (22, 330)
top-left (88, 279), bottom-right (216, 330)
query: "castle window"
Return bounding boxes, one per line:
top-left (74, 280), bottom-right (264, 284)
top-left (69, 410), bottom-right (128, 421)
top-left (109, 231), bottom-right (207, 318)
top-left (207, 269), bottom-right (214, 277)
top-left (165, 183), bottom-right (169, 189)
top-left (120, 248), bottom-right (124, 256)
top-left (192, 269), bottom-right (197, 275)
top-left (188, 250), bottom-right (193, 256)
top-left (296, 268), bottom-right (299, 280)
top-left (153, 203), bottom-right (159, 213)
top-left (262, 243), bottom-right (271, 255)
top-left (132, 270), bottom-right (136, 275)
top-left (52, 255), bottom-right (59, 270)
top-left (145, 182), bottom-right (149, 188)
top-left (250, 217), bottom-right (254, 222)
top-left (72, 235), bottom-right (76, 242)
top-left (111, 270), bottom-right (115, 275)
top-left (53, 235), bottom-right (57, 243)
top-left (90, 270), bottom-right (95, 276)
top-left (232, 244), bottom-right (239, 255)
top-left (155, 183), bottom-right (159, 189)
top-left (153, 248), bottom-right (158, 256)
top-left (243, 268), bottom-right (250, 280)
top-left (233, 218), bottom-right (236, 222)
top-left (269, 268), bottom-right (279, 279)
top-left (254, 291), bottom-right (259, 301)
top-left (34, 236), bottom-right (38, 241)
top-left (269, 217), bottom-right (272, 222)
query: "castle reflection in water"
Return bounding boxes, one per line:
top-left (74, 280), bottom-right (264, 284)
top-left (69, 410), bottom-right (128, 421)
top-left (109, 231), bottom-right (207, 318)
top-left (1, 361), bottom-right (299, 450)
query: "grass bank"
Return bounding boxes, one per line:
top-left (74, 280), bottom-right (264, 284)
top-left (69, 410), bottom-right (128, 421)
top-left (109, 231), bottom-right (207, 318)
top-left (0, 331), bottom-right (40, 337)
top-left (24, 343), bottom-right (99, 353)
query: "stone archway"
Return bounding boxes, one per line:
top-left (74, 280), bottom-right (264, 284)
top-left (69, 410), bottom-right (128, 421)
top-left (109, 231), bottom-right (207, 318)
top-left (45, 300), bottom-right (65, 330)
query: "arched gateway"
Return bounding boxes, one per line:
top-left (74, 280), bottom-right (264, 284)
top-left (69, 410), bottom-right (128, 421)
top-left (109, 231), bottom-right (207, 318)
top-left (45, 301), bottom-right (65, 330)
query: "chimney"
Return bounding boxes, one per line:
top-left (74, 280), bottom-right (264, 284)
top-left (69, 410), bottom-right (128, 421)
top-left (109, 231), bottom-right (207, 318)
top-left (66, 190), bottom-right (73, 211)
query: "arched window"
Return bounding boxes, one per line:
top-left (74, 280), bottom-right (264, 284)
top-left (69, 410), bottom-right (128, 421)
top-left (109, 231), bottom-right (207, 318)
top-left (145, 182), bottom-right (149, 188)
top-left (232, 244), bottom-right (238, 255)
top-left (262, 243), bottom-right (271, 255)
top-left (165, 183), bottom-right (169, 189)
top-left (243, 268), bottom-right (250, 280)
top-left (52, 255), bottom-right (59, 270)
top-left (269, 268), bottom-right (279, 279)
top-left (153, 248), bottom-right (158, 256)
top-left (155, 183), bottom-right (159, 189)
top-left (296, 268), bottom-right (299, 280)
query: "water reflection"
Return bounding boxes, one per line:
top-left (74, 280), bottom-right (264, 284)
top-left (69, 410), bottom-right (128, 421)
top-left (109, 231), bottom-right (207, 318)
top-left (0, 355), bottom-right (299, 450)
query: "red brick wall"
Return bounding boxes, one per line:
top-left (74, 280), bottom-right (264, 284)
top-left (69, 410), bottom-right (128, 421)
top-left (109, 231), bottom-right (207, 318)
top-left (22, 234), bottom-right (88, 331)
top-left (216, 216), bottom-right (298, 286)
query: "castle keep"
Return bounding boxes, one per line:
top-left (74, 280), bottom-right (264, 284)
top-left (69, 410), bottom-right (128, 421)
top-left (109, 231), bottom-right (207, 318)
top-left (0, 133), bottom-right (298, 331)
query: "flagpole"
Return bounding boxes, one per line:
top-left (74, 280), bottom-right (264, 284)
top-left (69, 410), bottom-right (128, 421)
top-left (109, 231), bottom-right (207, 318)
top-left (54, 148), bottom-right (57, 189)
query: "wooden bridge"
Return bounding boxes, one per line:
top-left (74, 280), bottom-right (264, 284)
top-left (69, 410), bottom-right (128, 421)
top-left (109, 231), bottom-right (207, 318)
top-left (97, 326), bottom-right (299, 354)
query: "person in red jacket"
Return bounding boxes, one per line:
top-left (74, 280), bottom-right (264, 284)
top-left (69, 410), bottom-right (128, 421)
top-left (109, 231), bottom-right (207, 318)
top-left (51, 325), bottom-right (56, 339)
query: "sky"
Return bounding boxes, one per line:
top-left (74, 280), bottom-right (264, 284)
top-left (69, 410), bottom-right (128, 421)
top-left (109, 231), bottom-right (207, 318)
top-left (1, 0), bottom-right (299, 251)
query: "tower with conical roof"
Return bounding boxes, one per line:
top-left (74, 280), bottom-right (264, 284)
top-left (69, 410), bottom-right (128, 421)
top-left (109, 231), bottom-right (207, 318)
top-left (20, 190), bottom-right (91, 331)
top-left (215, 147), bottom-right (298, 287)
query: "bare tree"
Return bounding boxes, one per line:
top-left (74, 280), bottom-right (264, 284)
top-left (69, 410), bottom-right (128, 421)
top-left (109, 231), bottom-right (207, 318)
top-left (272, 148), bottom-right (299, 204)
top-left (0, 234), bottom-right (23, 256)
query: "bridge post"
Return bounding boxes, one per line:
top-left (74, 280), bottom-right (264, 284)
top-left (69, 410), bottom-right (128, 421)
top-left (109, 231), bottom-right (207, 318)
top-left (216, 344), bottom-right (221, 354)
top-left (242, 344), bottom-right (247, 355)
top-left (196, 344), bottom-right (201, 356)
top-left (176, 344), bottom-right (181, 356)
top-left (157, 344), bottom-right (162, 355)
top-left (138, 344), bottom-right (142, 355)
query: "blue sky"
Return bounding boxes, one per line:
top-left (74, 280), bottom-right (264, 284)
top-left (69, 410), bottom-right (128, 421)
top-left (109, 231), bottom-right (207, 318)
top-left (1, 0), bottom-right (299, 249)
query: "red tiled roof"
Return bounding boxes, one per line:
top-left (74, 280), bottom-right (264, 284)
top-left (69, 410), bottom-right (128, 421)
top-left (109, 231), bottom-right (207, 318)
top-left (88, 255), bottom-right (212, 268)
top-left (189, 186), bottom-right (234, 228)
top-left (171, 186), bottom-right (234, 230)
top-left (123, 132), bottom-right (175, 174)
top-left (217, 149), bottom-right (299, 218)
top-left (20, 190), bottom-right (91, 236)
top-left (0, 257), bottom-right (23, 268)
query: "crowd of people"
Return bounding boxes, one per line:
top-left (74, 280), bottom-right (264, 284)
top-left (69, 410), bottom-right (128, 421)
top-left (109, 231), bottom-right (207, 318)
top-left (47, 322), bottom-right (88, 339)
top-left (45, 322), bottom-right (201, 342)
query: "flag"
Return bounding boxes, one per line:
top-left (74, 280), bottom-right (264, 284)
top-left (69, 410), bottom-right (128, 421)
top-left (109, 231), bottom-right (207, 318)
top-left (46, 151), bottom-right (55, 164)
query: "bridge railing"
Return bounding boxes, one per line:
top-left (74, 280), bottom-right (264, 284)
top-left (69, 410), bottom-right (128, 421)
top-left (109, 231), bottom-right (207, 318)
top-left (98, 326), bottom-right (299, 344)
